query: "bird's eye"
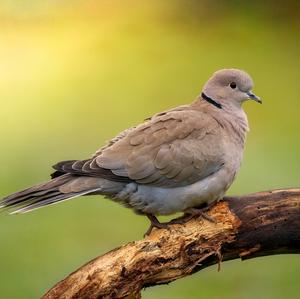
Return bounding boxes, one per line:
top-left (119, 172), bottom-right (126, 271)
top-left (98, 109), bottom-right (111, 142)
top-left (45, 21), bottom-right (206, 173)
top-left (230, 82), bottom-right (237, 89)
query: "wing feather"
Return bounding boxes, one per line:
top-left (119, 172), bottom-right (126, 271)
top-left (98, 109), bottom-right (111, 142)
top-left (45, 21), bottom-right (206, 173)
top-left (52, 108), bottom-right (225, 187)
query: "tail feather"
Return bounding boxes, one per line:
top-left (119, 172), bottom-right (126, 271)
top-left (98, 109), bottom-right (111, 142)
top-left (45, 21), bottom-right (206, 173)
top-left (1, 175), bottom-right (70, 203)
top-left (0, 175), bottom-right (100, 214)
top-left (9, 190), bottom-right (95, 214)
top-left (0, 189), bottom-right (60, 208)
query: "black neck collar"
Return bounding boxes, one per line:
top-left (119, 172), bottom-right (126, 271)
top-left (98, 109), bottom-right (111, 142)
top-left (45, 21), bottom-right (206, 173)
top-left (201, 92), bottom-right (222, 109)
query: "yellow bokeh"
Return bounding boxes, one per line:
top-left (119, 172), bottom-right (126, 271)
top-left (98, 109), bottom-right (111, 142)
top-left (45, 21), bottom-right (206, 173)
top-left (0, 1), bottom-right (299, 298)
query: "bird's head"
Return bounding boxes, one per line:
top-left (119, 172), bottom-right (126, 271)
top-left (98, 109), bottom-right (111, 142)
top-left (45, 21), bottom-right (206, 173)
top-left (202, 69), bottom-right (261, 109)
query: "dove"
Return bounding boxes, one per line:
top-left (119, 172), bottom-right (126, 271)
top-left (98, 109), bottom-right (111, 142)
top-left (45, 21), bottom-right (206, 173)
top-left (0, 68), bottom-right (261, 234)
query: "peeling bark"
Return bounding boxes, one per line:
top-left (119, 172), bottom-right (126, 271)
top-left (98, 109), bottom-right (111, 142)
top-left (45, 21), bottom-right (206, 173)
top-left (42, 188), bottom-right (300, 299)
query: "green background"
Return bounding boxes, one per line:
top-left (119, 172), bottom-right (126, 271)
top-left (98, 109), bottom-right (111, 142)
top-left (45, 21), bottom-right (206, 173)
top-left (0, 1), bottom-right (299, 298)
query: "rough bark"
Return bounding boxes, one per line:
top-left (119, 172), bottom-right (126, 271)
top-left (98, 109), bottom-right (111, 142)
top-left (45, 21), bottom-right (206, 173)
top-left (43, 188), bottom-right (300, 299)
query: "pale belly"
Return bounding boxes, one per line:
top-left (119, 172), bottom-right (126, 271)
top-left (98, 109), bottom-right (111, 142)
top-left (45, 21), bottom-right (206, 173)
top-left (115, 166), bottom-right (236, 215)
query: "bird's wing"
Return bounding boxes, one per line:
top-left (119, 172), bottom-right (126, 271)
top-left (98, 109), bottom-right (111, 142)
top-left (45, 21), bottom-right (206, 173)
top-left (53, 108), bottom-right (225, 187)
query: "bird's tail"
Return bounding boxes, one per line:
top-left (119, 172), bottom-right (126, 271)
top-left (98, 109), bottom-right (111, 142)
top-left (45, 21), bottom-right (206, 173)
top-left (0, 175), bottom-right (100, 214)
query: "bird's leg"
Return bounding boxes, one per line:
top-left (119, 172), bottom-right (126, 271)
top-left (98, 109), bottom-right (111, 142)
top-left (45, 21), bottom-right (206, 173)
top-left (170, 202), bottom-right (216, 225)
top-left (183, 206), bottom-right (216, 223)
top-left (145, 202), bottom-right (217, 236)
top-left (144, 214), bottom-right (169, 236)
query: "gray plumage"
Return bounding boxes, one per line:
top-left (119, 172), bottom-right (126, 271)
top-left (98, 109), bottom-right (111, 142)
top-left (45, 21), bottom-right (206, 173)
top-left (0, 68), bottom-right (261, 219)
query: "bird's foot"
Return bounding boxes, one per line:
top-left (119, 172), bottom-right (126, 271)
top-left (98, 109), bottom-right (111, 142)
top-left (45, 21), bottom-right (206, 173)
top-left (144, 204), bottom-right (217, 236)
top-left (170, 203), bottom-right (216, 225)
top-left (184, 207), bottom-right (216, 223)
top-left (144, 214), bottom-right (169, 237)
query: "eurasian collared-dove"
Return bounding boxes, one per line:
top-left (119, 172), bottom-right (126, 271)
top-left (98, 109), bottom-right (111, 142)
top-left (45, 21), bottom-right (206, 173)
top-left (0, 68), bottom-right (261, 234)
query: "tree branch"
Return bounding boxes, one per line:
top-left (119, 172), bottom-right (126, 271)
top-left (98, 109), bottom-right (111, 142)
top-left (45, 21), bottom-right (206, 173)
top-left (42, 188), bottom-right (300, 299)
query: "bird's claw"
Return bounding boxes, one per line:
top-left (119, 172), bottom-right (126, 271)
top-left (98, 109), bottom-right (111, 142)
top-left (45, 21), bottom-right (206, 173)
top-left (144, 204), bottom-right (216, 237)
top-left (183, 207), bottom-right (216, 223)
top-left (144, 214), bottom-right (169, 237)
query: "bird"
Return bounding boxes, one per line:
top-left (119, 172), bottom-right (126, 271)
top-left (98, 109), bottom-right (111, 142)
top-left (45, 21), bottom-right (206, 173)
top-left (0, 68), bottom-right (261, 235)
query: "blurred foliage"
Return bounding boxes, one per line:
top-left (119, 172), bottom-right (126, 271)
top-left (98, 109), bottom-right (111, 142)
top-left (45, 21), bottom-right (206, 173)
top-left (0, 1), bottom-right (300, 298)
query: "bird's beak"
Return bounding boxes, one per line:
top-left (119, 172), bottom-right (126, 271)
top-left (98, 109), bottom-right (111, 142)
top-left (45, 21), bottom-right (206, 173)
top-left (247, 91), bottom-right (262, 104)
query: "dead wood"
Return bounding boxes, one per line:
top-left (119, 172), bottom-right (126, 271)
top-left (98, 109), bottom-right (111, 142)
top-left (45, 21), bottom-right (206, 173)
top-left (43, 188), bottom-right (300, 299)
